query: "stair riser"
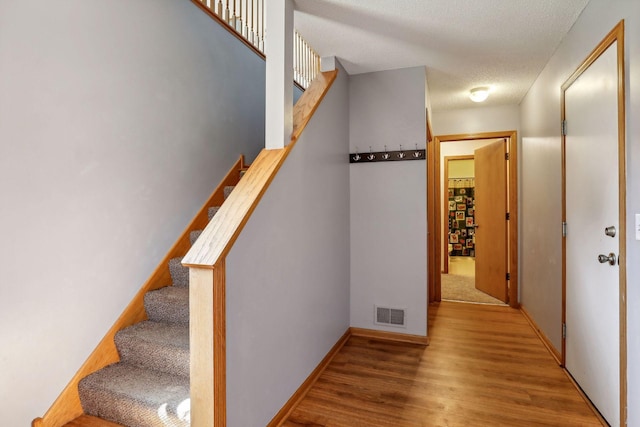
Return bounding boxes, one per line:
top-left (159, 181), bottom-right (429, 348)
top-left (79, 388), bottom-right (189, 427)
top-left (169, 258), bottom-right (189, 287)
top-left (115, 342), bottom-right (189, 378)
top-left (144, 294), bottom-right (189, 325)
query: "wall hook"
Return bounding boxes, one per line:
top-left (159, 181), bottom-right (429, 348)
top-left (413, 143), bottom-right (422, 158)
top-left (398, 144), bottom-right (406, 159)
top-left (382, 145), bottom-right (390, 160)
top-left (352, 147), bottom-right (361, 162)
top-left (367, 146), bottom-right (375, 161)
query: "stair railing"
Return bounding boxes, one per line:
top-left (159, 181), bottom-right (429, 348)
top-left (294, 31), bottom-right (320, 90)
top-left (192, 0), bottom-right (320, 89)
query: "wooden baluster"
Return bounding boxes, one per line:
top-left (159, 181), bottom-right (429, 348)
top-left (246, 0), bottom-right (252, 42)
top-left (293, 33), bottom-right (298, 84)
top-left (302, 40), bottom-right (309, 89)
top-left (251, 0), bottom-right (258, 46)
top-left (216, 0), bottom-right (223, 18)
top-left (313, 53), bottom-right (317, 83)
top-left (256, 0), bottom-right (261, 50)
top-left (298, 35), bottom-right (303, 88)
top-left (261, 0), bottom-right (265, 51)
top-left (243, 0), bottom-right (249, 38)
top-left (296, 33), bottom-right (301, 85)
top-left (230, 0), bottom-right (236, 28)
top-left (299, 36), bottom-right (304, 87)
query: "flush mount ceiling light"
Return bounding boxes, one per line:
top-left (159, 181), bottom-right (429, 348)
top-left (469, 87), bottom-right (490, 103)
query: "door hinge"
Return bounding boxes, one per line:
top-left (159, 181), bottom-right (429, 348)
top-left (562, 323), bottom-right (567, 339)
top-left (506, 212), bottom-right (510, 220)
top-left (505, 152), bottom-right (510, 160)
top-left (506, 273), bottom-right (510, 281)
top-left (562, 119), bottom-right (567, 136)
top-left (562, 221), bottom-right (567, 237)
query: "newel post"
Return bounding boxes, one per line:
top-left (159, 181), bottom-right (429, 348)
top-left (189, 259), bottom-right (226, 427)
top-left (265, 0), bottom-right (294, 149)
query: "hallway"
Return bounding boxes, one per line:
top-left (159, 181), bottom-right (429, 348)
top-left (283, 302), bottom-right (602, 426)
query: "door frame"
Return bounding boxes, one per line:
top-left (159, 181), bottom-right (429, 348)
top-left (428, 131), bottom-right (519, 308)
top-left (560, 20), bottom-right (626, 424)
top-left (442, 154), bottom-right (475, 274)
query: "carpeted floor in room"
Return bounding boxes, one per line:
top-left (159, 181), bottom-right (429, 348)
top-left (441, 273), bottom-right (505, 305)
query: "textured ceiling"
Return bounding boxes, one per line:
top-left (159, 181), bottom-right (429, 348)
top-left (293, 0), bottom-right (590, 111)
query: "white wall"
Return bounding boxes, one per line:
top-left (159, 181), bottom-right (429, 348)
top-left (225, 60), bottom-right (350, 426)
top-left (519, 0), bottom-right (640, 422)
top-left (349, 67), bottom-right (427, 337)
top-left (0, 0), bottom-right (265, 424)
top-left (433, 104), bottom-right (520, 136)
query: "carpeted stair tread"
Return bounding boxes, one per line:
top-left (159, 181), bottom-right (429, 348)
top-left (208, 206), bottom-right (220, 221)
top-left (79, 363), bottom-right (189, 427)
top-left (169, 257), bottom-right (189, 287)
top-left (115, 321), bottom-right (189, 378)
top-left (223, 186), bottom-right (234, 199)
top-left (144, 286), bottom-right (189, 324)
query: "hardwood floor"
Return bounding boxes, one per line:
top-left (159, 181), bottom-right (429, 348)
top-left (283, 302), bottom-right (603, 426)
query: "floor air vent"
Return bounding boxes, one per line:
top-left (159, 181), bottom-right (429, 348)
top-left (375, 306), bottom-right (406, 328)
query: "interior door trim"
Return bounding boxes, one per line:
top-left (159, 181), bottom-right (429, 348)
top-left (427, 131), bottom-right (519, 308)
top-left (560, 20), bottom-right (626, 425)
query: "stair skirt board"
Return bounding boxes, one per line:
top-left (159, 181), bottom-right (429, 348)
top-left (33, 156), bottom-right (243, 427)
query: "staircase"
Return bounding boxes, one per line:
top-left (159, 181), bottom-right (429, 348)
top-left (75, 185), bottom-right (238, 427)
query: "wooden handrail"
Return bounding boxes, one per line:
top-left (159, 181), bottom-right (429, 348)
top-left (183, 69), bottom-right (337, 427)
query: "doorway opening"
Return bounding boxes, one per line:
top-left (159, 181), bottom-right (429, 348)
top-left (427, 131), bottom-right (518, 308)
top-left (442, 154), bottom-right (503, 305)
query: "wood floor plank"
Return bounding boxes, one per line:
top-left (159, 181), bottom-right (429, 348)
top-left (283, 302), bottom-right (603, 426)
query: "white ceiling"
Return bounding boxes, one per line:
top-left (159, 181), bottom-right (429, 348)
top-left (293, 0), bottom-right (590, 111)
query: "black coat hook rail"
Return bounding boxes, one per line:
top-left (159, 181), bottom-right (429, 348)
top-left (350, 149), bottom-right (426, 164)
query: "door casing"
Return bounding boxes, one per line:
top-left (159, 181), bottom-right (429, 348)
top-left (427, 131), bottom-right (519, 308)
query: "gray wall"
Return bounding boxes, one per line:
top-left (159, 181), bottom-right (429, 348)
top-left (433, 105), bottom-right (520, 136)
top-left (519, 0), bottom-right (640, 422)
top-left (0, 0), bottom-right (264, 424)
top-left (349, 67), bottom-right (427, 337)
top-left (225, 60), bottom-right (350, 426)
